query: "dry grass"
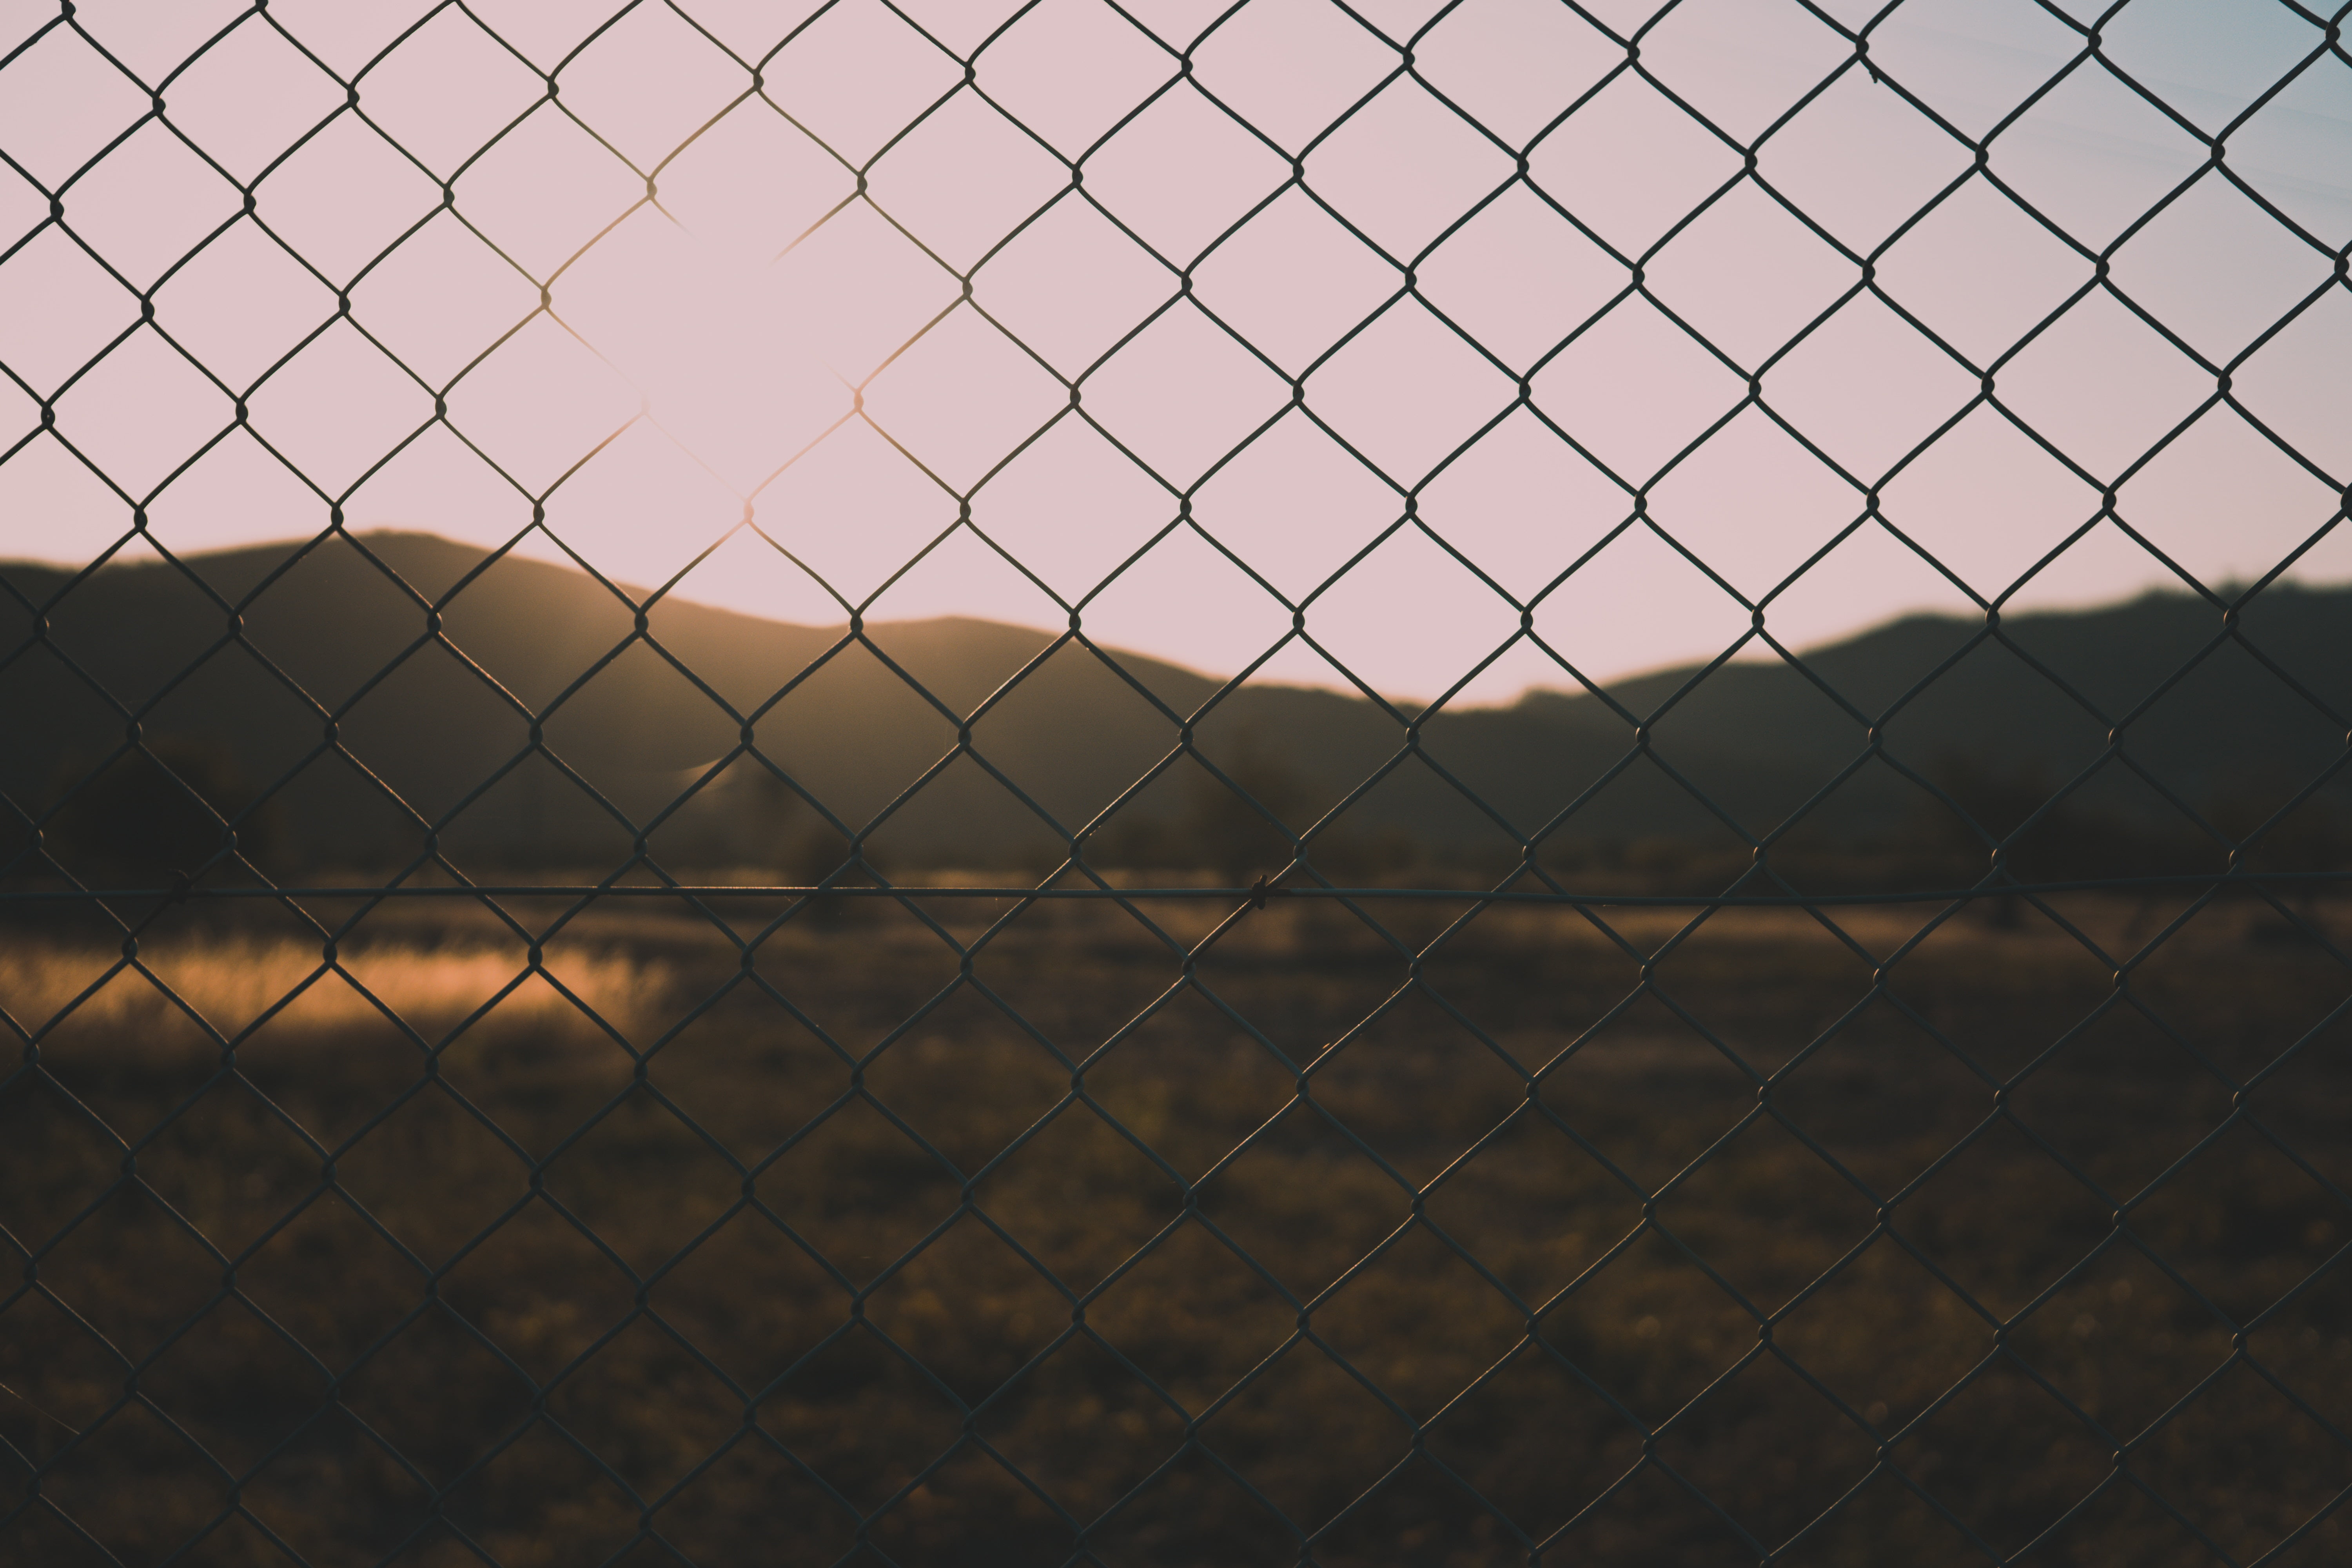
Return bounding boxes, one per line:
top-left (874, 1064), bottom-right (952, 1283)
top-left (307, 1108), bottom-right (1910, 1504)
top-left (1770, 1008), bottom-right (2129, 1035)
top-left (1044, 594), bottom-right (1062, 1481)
top-left (1, 934), bottom-right (673, 1047)
top-left (4, 892), bottom-right (2350, 1566)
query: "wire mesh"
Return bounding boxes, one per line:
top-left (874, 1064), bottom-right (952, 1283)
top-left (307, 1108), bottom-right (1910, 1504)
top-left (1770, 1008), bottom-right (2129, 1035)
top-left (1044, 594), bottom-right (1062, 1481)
top-left (4, 0), bottom-right (2352, 1563)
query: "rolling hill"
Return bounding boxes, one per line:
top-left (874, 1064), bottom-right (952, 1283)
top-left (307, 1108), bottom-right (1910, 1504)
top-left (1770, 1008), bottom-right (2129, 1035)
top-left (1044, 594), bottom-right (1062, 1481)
top-left (4, 530), bottom-right (2348, 884)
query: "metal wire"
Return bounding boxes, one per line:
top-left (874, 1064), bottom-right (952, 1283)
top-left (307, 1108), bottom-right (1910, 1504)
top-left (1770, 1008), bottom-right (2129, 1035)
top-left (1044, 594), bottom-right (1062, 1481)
top-left (5, 0), bottom-right (2352, 1563)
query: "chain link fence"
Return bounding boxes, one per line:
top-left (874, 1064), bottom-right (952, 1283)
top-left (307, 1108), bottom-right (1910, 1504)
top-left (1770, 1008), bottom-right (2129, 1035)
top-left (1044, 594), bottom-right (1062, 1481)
top-left (5, 0), bottom-right (2352, 1562)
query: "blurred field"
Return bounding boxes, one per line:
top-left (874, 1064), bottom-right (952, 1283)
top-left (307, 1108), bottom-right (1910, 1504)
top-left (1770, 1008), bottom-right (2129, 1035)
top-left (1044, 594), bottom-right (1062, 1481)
top-left (4, 887), bottom-right (2351, 1566)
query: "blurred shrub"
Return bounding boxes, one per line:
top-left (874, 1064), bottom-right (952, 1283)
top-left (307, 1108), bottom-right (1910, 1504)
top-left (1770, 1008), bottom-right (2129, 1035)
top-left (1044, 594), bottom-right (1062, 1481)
top-left (38, 738), bottom-right (276, 887)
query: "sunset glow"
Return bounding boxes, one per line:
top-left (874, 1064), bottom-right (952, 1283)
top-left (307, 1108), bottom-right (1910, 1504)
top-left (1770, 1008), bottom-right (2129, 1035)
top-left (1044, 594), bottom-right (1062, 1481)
top-left (2, 0), bottom-right (2347, 700)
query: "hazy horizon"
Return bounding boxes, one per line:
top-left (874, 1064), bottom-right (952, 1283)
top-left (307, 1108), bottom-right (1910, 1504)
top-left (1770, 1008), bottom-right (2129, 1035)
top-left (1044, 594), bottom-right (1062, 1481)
top-left (12, 520), bottom-right (2338, 713)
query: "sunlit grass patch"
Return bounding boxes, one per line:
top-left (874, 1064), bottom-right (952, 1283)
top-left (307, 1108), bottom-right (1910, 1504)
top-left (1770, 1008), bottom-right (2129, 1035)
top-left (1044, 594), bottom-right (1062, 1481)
top-left (0, 934), bottom-right (673, 1049)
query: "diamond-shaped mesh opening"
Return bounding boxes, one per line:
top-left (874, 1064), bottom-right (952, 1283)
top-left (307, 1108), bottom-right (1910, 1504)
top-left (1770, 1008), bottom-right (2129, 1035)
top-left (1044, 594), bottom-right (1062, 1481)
top-left (141, 1294), bottom-right (327, 1483)
top-left (1536, 986), bottom-right (1765, 1194)
top-left (1087, 1219), bottom-right (1294, 1418)
top-left (540, 1312), bottom-right (743, 1502)
top-left (974, 1101), bottom-right (1183, 1294)
top-left (1194, 1097), bottom-right (1413, 1303)
top-left (977, 1327), bottom-right (1188, 1519)
top-left (863, 1212), bottom-right (1072, 1406)
top-left (753, 1321), bottom-right (967, 1517)
top-left (1196, 1338), bottom-right (1414, 1536)
top-left (442, 1203), bottom-right (640, 1382)
top-left (337, 1299), bottom-right (538, 1491)
top-left (1655, 1348), bottom-right (1887, 1553)
top-left (33, 1396), bottom-right (235, 1567)
top-left (7, 0), bottom-right (2352, 1556)
top-left (1546, 1449), bottom-right (1760, 1567)
top-left (1895, 1115), bottom-right (2119, 1322)
top-left (1902, 1353), bottom-right (2119, 1559)
top-left (2130, 1118), bottom-right (2352, 1330)
top-left (647, 1430), bottom-right (862, 1567)
top-left (439, 1416), bottom-right (645, 1563)
top-left (751, 1091), bottom-right (963, 1290)
top-left (1550, 1226), bottom-right (1763, 1432)
top-left (1657, 1114), bottom-right (1882, 1312)
top-left (1771, 1234), bottom-right (1993, 1436)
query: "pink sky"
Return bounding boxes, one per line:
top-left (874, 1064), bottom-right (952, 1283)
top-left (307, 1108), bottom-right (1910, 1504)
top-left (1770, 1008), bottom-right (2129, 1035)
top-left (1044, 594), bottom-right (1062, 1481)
top-left (2, 0), bottom-right (2347, 703)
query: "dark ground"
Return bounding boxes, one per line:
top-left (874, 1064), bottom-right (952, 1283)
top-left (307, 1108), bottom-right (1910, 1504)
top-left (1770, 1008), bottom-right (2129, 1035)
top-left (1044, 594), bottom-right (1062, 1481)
top-left (4, 880), bottom-right (2350, 1566)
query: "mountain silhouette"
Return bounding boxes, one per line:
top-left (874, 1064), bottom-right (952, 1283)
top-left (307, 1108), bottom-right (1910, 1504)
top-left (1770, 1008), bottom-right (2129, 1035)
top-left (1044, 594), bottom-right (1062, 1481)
top-left (5, 531), bottom-right (2347, 886)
